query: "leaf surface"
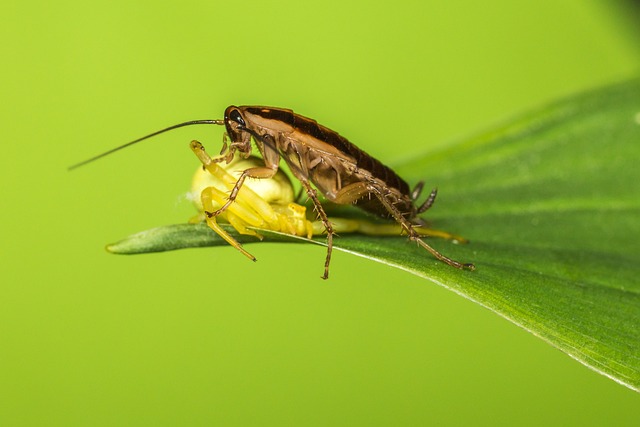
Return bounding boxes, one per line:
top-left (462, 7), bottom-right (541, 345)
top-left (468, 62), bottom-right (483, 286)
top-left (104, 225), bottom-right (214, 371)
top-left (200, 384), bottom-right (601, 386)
top-left (108, 79), bottom-right (640, 391)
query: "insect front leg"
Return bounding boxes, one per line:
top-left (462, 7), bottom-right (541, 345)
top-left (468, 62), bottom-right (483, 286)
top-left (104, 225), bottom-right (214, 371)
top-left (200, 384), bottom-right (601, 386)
top-left (210, 133), bottom-right (282, 218)
top-left (209, 165), bottom-right (278, 217)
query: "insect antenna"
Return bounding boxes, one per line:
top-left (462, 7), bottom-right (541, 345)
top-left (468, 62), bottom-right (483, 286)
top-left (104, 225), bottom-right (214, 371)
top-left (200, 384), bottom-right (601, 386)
top-left (68, 119), bottom-right (226, 170)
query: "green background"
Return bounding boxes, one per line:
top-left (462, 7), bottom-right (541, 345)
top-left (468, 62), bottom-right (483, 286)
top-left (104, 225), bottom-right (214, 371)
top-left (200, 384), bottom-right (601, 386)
top-left (2, 1), bottom-right (639, 425)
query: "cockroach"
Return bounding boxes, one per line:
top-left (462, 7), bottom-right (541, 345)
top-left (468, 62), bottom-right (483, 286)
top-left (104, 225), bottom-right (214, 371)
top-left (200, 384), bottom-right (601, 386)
top-left (70, 105), bottom-right (475, 278)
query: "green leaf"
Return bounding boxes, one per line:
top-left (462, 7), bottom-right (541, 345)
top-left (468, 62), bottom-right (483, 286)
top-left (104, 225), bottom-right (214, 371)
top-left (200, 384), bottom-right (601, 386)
top-left (108, 78), bottom-right (640, 392)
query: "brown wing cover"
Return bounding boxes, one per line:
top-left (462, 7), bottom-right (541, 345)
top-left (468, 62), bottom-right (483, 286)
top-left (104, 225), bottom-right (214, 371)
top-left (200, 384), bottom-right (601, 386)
top-left (245, 107), bottom-right (413, 218)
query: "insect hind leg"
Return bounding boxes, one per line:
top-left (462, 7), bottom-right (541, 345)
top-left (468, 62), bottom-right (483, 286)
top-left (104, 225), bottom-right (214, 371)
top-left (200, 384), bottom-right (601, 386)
top-left (332, 182), bottom-right (474, 271)
top-left (372, 187), bottom-right (474, 270)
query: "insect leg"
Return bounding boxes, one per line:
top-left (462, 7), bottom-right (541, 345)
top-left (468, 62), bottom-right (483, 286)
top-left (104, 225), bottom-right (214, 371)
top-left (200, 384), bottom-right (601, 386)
top-left (369, 188), bottom-right (475, 270)
top-left (207, 166), bottom-right (277, 217)
top-left (210, 132), bottom-right (281, 218)
top-left (299, 178), bottom-right (334, 280)
top-left (330, 182), bottom-right (474, 270)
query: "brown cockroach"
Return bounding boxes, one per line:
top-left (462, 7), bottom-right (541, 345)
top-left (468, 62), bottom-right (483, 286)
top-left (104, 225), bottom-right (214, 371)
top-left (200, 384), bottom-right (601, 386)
top-left (70, 105), bottom-right (475, 278)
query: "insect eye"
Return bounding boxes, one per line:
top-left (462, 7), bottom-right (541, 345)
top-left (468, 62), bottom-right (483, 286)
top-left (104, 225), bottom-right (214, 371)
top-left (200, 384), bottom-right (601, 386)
top-left (229, 109), bottom-right (246, 127)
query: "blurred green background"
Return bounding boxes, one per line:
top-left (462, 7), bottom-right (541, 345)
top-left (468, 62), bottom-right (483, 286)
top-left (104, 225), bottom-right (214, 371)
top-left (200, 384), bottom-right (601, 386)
top-left (2, 0), bottom-right (639, 425)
